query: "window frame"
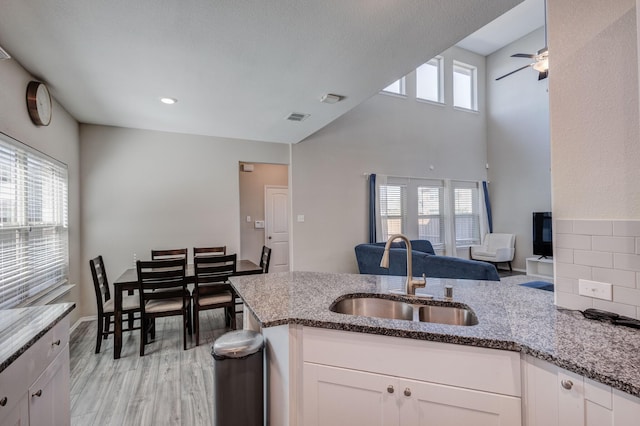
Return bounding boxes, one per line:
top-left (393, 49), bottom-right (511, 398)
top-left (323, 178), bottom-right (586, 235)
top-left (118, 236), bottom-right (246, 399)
top-left (380, 76), bottom-right (407, 97)
top-left (416, 56), bottom-right (444, 104)
top-left (0, 132), bottom-right (69, 309)
top-left (453, 60), bottom-right (478, 111)
top-left (376, 177), bottom-right (485, 255)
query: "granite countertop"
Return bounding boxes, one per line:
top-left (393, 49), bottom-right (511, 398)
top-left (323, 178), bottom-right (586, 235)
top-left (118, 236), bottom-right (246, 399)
top-left (0, 302), bottom-right (75, 374)
top-left (230, 271), bottom-right (640, 398)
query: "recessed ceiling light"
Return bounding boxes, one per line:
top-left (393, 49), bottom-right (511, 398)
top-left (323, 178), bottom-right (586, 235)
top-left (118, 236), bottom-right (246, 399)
top-left (160, 97), bottom-right (177, 105)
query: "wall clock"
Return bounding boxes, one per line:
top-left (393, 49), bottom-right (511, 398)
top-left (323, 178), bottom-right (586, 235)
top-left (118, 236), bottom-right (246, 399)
top-left (26, 81), bottom-right (52, 126)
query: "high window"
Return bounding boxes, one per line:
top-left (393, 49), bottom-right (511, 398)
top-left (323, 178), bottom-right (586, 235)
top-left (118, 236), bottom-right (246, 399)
top-left (453, 61), bottom-right (477, 111)
top-left (416, 56), bottom-right (443, 103)
top-left (0, 133), bottom-right (69, 309)
top-left (377, 177), bottom-right (484, 254)
top-left (381, 77), bottom-right (406, 96)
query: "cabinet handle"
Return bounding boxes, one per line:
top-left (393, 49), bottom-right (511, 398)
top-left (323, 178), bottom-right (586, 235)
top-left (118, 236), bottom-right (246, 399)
top-left (387, 385), bottom-right (394, 394)
top-left (32, 390), bottom-right (42, 398)
top-left (52, 339), bottom-right (61, 346)
top-left (404, 388), bottom-right (412, 397)
top-left (561, 379), bottom-right (573, 390)
top-left (0, 396), bottom-right (7, 406)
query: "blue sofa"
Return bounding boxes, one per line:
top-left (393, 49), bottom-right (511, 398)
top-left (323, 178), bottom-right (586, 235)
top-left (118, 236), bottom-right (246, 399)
top-left (354, 240), bottom-right (500, 281)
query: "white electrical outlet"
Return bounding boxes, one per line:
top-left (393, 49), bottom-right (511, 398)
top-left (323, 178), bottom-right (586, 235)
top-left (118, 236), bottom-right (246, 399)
top-left (578, 279), bottom-right (613, 301)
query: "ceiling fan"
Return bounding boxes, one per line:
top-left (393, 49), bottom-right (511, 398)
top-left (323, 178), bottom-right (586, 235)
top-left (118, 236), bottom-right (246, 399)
top-left (495, 0), bottom-right (549, 81)
top-left (495, 48), bottom-right (549, 81)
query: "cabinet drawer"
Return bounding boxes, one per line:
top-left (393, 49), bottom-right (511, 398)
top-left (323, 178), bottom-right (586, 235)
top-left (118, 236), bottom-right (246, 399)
top-left (0, 355), bottom-right (28, 424)
top-left (26, 317), bottom-right (70, 386)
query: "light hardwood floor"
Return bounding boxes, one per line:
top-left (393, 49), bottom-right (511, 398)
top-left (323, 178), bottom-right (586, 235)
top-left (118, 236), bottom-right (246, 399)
top-left (70, 310), bottom-right (239, 426)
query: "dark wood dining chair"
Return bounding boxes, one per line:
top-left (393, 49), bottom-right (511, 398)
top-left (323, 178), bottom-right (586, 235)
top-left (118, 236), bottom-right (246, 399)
top-left (193, 246), bottom-right (226, 259)
top-left (90, 255), bottom-right (141, 354)
top-left (151, 248), bottom-right (188, 261)
top-left (260, 245), bottom-right (272, 273)
top-left (137, 258), bottom-right (191, 355)
top-left (193, 253), bottom-right (237, 346)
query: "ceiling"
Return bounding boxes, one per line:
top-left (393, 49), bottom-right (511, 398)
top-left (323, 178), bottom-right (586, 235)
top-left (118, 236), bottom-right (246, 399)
top-left (0, 0), bottom-right (529, 144)
top-left (457, 0), bottom-right (544, 56)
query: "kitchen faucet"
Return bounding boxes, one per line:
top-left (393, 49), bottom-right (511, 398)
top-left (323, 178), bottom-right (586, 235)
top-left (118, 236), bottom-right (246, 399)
top-left (379, 234), bottom-right (426, 295)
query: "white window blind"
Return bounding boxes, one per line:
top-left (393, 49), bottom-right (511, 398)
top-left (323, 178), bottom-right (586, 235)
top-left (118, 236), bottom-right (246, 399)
top-left (418, 184), bottom-right (444, 249)
top-left (0, 133), bottom-right (68, 309)
top-left (375, 176), bottom-right (484, 255)
top-left (379, 183), bottom-right (406, 240)
top-left (453, 181), bottom-right (480, 246)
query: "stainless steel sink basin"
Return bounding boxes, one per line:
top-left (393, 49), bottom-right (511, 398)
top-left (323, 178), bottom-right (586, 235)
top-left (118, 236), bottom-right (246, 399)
top-left (330, 297), bottom-right (413, 321)
top-left (330, 296), bottom-right (478, 326)
top-left (417, 305), bottom-right (478, 326)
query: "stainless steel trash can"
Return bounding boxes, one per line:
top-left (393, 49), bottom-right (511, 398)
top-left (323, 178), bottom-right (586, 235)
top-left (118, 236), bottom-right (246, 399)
top-left (212, 329), bottom-right (265, 426)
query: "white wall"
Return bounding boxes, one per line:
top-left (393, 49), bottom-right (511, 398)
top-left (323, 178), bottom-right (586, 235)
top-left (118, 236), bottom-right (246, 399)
top-left (80, 125), bottom-right (289, 316)
top-left (548, 0), bottom-right (640, 312)
top-left (0, 59), bottom-right (81, 323)
top-left (486, 27), bottom-right (551, 271)
top-left (292, 46), bottom-right (488, 273)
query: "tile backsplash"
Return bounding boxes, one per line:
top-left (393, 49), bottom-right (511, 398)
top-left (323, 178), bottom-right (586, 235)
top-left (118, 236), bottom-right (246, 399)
top-left (554, 219), bottom-right (640, 319)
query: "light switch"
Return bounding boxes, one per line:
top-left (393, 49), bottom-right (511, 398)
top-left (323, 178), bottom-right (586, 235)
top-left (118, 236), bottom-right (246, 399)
top-left (254, 220), bottom-right (265, 229)
top-left (297, 215), bottom-right (305, 222)
top-left (246, 216), bottom-right (251, 222)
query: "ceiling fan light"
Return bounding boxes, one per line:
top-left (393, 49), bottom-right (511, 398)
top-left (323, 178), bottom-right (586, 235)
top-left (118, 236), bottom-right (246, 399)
top-left (533, 58), bottom-right (549, 73)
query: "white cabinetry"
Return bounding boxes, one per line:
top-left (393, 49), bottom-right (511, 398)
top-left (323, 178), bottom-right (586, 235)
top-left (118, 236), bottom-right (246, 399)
top-left (524, 355), bottom-right (640, 426)
top-left (525, 257), bottom-right (554, 279)
top-left (28, 349), bottom-right (70, 426)
top-left (302, 327), bottom-right (521, 426)
top-left (0, 317), bottom-right (70, 426)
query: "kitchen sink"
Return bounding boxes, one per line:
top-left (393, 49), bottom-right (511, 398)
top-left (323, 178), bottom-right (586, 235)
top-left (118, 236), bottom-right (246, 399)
top-left (330, 295), bottom-right (478, 326)
top-left (331, 297), bottom-right (414, 321)
top-left (417, 305), bottom-right (478, 326)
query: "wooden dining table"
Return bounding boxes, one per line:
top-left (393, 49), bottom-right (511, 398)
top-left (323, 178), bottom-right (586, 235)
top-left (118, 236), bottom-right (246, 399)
top-left (111, 259), bottom-right (262, 359)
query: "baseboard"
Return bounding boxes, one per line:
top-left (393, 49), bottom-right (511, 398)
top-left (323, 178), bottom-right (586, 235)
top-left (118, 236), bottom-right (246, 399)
top-left (70, 316), bottom-right (96, 334)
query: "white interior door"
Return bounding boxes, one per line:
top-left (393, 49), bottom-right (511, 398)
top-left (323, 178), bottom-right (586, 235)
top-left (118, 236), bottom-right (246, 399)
top-left (265, 186), bottom-right (289, 272)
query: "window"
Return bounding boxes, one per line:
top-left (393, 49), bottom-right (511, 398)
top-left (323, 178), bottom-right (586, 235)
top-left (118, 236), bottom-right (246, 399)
top-left (453, 182), bottom-right (481, 246)
top-left (379, 183), bottom-right (406, 238)
top-left (381, 77), bottom-right (406, 96)
top-left (417, 184), bottom-right (444, 247)
top-left (0, 133), bottom-right (68, 309)
top-left (416, 56), bottom-right (443, 103)
top-left (453, 61), bottom-right (477, 111)
top-left (376, 177), bottom-right (484, 255)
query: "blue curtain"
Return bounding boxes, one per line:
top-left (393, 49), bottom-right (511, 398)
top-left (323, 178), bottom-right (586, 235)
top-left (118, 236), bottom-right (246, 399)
top-left (368, 174), bottom-right (376, 243)
top-left (482, 181), bottom-right (493, 233)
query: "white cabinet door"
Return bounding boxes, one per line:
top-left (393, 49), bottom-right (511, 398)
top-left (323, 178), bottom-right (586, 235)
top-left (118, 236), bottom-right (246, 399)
top-left (28, 346), bottom-right (70, 426)
top-left (0, 394), bottom-right (28, 426)
top-left (303, 363), bottom-right (399, 426)
top-left (401, 377), bottom-right (521, 426)
top-left (304, 362), bottom-right (521, 426)
top-left (558, 369), bottom-right (585, 425)
top-left (524, 356), bottom-right (640, 426)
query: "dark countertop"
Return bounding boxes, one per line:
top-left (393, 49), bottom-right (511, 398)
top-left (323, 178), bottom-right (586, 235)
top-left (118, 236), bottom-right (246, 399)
top-left (230, 271), bottom-right (640, 398)
top-left (0, 303), bottom-right (75, 374)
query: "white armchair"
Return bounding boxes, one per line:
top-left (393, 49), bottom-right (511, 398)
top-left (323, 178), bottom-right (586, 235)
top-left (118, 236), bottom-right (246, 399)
top-left (470, 233), bottom-right (516, 272)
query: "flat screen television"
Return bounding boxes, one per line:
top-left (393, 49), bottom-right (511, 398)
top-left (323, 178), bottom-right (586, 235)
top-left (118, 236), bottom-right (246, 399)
top-left (533, 212), bottom-right (553, 258)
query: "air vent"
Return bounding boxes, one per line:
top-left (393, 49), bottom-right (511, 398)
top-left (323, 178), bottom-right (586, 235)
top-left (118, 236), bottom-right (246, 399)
top-left (0, 46), bottom-right (10, 60)
top-left (286, 112), bottom-right (310, 122)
